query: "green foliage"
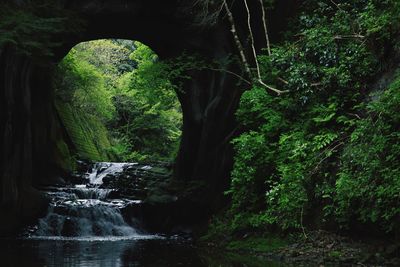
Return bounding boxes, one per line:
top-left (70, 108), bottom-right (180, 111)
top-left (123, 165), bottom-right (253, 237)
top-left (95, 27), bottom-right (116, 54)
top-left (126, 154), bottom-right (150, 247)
top-left (74, 40), bottom-right (135, 89)
top-left (226, 236), bottom-right (287, 253)
top-left (56, 48), bottom-right (115, 121)
top-left (109, 41), bottom-right (183, 161)
top-left (335, 75), bottom-right (400, 232)
top-left (0, 1), bottom-right (82, 58)
top-left (53, 138), bottom-right (76, 172)
top-left (226, 0), bottom-right (400, 234)
top-left (55, 39), bottom-right (183, 162)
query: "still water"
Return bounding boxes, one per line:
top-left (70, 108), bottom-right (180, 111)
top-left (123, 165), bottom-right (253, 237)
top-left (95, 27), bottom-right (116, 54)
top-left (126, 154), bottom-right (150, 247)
top-left (0, 238), bottom-right (288, 267)
top-left (0, 163), bottom-right (289, 267)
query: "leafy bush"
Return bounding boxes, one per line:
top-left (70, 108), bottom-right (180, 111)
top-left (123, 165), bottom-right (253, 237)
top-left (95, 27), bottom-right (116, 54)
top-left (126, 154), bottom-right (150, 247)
top-left (226, 0), bottom-right (400, 234)
top-left (335, 75), bottom-right (400, 232)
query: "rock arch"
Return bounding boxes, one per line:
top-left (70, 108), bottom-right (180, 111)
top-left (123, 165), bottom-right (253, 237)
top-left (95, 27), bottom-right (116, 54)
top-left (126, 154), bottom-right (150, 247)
top-left (0, 0), bottom-right (294, 234)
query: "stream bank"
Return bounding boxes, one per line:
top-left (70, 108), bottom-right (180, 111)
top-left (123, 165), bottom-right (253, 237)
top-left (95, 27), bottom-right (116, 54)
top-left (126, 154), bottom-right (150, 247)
top-left (4, 160), bottom-right (397, 267)
top-left (200, 229), bottom-right (400, 267)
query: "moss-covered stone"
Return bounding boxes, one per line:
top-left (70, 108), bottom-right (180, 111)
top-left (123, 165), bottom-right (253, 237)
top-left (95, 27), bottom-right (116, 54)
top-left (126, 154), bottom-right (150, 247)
top-left (226, 236), bottom-right (287, 253)
top-left (55, 100), bottom-right (114, 162)
top-left (53, 138), bottom-right (76, 172)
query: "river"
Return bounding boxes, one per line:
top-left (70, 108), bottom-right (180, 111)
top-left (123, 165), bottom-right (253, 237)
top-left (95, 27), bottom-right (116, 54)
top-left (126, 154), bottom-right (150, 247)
top-left (0, 162), bottom-right (289, 267)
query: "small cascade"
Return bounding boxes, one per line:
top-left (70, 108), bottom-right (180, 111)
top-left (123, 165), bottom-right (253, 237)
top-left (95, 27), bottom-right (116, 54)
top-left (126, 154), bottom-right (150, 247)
top-left (72, 185), bottom-right (113, 200)
top-left (28, 162), bottom-right (154, 241)
top-left (88, 162), bottom-right (138, 184)
top-left (35, 204), bottom-right (136, 237)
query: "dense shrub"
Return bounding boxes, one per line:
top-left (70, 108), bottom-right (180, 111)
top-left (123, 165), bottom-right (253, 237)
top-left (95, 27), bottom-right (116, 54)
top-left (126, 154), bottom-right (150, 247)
top-left (227, 0), bottom-right (400, 234)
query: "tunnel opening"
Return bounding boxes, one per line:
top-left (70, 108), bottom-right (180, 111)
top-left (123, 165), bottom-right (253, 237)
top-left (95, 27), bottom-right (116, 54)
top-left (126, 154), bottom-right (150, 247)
top-left (20, 38), bottom-right (189, 239)
top-left (53, 39), bottom-right (182, 169)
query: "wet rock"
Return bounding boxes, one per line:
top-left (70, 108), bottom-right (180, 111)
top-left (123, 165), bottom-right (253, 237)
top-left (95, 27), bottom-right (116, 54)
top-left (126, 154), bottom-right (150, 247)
top-left (61, 217), bottom-right (76, 236)
top-left (92, 223), bottom-right (102, 236)
top-left (76, 160), bottom-right (93, 173)
top-left (66, 173), bottom-right (89, 185)
top-left (102, 174), bottom-right (117, 186)
top-left (54, 205), bottom-right (78, 217)
top-left (107, 189), bottom-right (121, 199)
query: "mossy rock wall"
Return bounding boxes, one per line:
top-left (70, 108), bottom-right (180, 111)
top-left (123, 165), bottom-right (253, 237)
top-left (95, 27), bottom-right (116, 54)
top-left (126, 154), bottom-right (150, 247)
top-left (55, 100), bottom-right (114, 162)
top-left (51, 127), bottom-right (76, 173)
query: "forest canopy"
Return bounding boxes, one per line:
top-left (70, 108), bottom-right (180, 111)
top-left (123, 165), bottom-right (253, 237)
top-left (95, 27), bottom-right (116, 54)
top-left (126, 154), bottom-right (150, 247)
top-left (54, 39), bottom-right (182, 163)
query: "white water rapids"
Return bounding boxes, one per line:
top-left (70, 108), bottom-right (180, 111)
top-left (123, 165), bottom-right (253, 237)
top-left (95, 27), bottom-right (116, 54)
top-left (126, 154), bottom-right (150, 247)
top-left (88, 162), bottom-right (152, 184)
top-left (28, 162), bottom-right (157, 241)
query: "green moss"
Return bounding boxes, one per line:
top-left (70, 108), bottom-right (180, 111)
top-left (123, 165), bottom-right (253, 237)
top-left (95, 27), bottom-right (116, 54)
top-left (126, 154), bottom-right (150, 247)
top-left (328, 251), bottom-right (343, 259)
top-left (198, 233), bottom-right (287, 266)
top-left (53, 138), bottom-right (76, 172)
top-left (55, 100), bottom-right (114, 161)
top-left (226, 236), bottom-right (287, 253)
top-left (199, 250), bottom-right (283, 267)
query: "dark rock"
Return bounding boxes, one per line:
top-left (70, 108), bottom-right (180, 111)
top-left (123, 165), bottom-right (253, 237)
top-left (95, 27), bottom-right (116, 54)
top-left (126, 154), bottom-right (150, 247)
top-left (385, 244), bottom-right (400, 257)
top-left (107, 189), bottom-right (121, 199)
top-left (92, 223), bottom-right (102, 236)
top-left (61, 217), bottom-right (76, 236)
top-left (67, 173), bottom-right (89, 185)
top-left (102, 174), bottom-right (117, 185)
top-left (76, 160), bottom-right (93, 173)
top-left (54, 206), bottom-right (78, 217)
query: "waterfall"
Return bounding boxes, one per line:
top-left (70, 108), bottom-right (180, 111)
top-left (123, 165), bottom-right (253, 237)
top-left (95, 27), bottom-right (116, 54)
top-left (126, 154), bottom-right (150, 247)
top-left (88, 162), bottom-right (139, 184)
top-left (29, 162), bottom-right (155, 241)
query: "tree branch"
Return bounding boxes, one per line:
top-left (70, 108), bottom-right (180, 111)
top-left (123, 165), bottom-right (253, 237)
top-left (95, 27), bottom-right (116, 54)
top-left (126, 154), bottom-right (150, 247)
top-left (277, 77), bottom-right (289, 85)
top-left (258, 0), bottom-right (271, 56)
top-left (333, 34), bottom-right (365, 40)
top-left (244, 0), bottom-right (287, 95)
top-left (223, 0), bottom-right (252, 78)
top-left (330, 0), bottom-right (343, 11)
top-left (258, 79), bottom-right (289, 95)
top-left (243, 0), bottom-right (261, 78)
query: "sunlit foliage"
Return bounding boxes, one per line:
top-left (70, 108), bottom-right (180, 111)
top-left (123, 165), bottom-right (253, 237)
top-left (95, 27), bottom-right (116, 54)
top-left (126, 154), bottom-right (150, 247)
top-left (54, 40), bottom-right (182, 162)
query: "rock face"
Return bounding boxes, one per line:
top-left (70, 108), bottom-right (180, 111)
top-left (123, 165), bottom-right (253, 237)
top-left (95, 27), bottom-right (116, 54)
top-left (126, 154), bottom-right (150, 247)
top-left (0, 46), bottom-right (56, 235)
top-left (0, 0), bottom-right (294, 235)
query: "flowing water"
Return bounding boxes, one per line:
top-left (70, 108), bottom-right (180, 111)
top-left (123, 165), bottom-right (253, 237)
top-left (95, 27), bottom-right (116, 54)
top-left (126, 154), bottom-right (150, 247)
top-left (28, 162), bottom-right (149, 240)
top-left (0, 162), bottom-right (290, 267)
top-left (88, 162), bottom-right (139, 184)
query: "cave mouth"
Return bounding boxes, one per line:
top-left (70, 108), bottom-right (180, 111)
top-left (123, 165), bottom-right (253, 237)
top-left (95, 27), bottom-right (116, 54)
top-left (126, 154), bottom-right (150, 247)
top-left (53, 38), bottom-right (183, 170)
top-left (0, 1), bottom-right (240, 238)
top-left (17, 38), bottom-right (186, 240)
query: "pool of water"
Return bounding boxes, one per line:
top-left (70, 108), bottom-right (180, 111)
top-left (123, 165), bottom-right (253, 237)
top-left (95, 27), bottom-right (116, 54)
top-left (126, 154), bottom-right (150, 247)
top-left (0, 163), bottom-right (291, 267)
top-left (0, 238), bottom-right (289, 267)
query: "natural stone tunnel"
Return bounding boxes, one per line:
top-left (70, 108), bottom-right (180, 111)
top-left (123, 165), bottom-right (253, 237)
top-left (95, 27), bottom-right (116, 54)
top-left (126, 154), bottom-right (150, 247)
top-left (0, 0), bottom-right (294, 234)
